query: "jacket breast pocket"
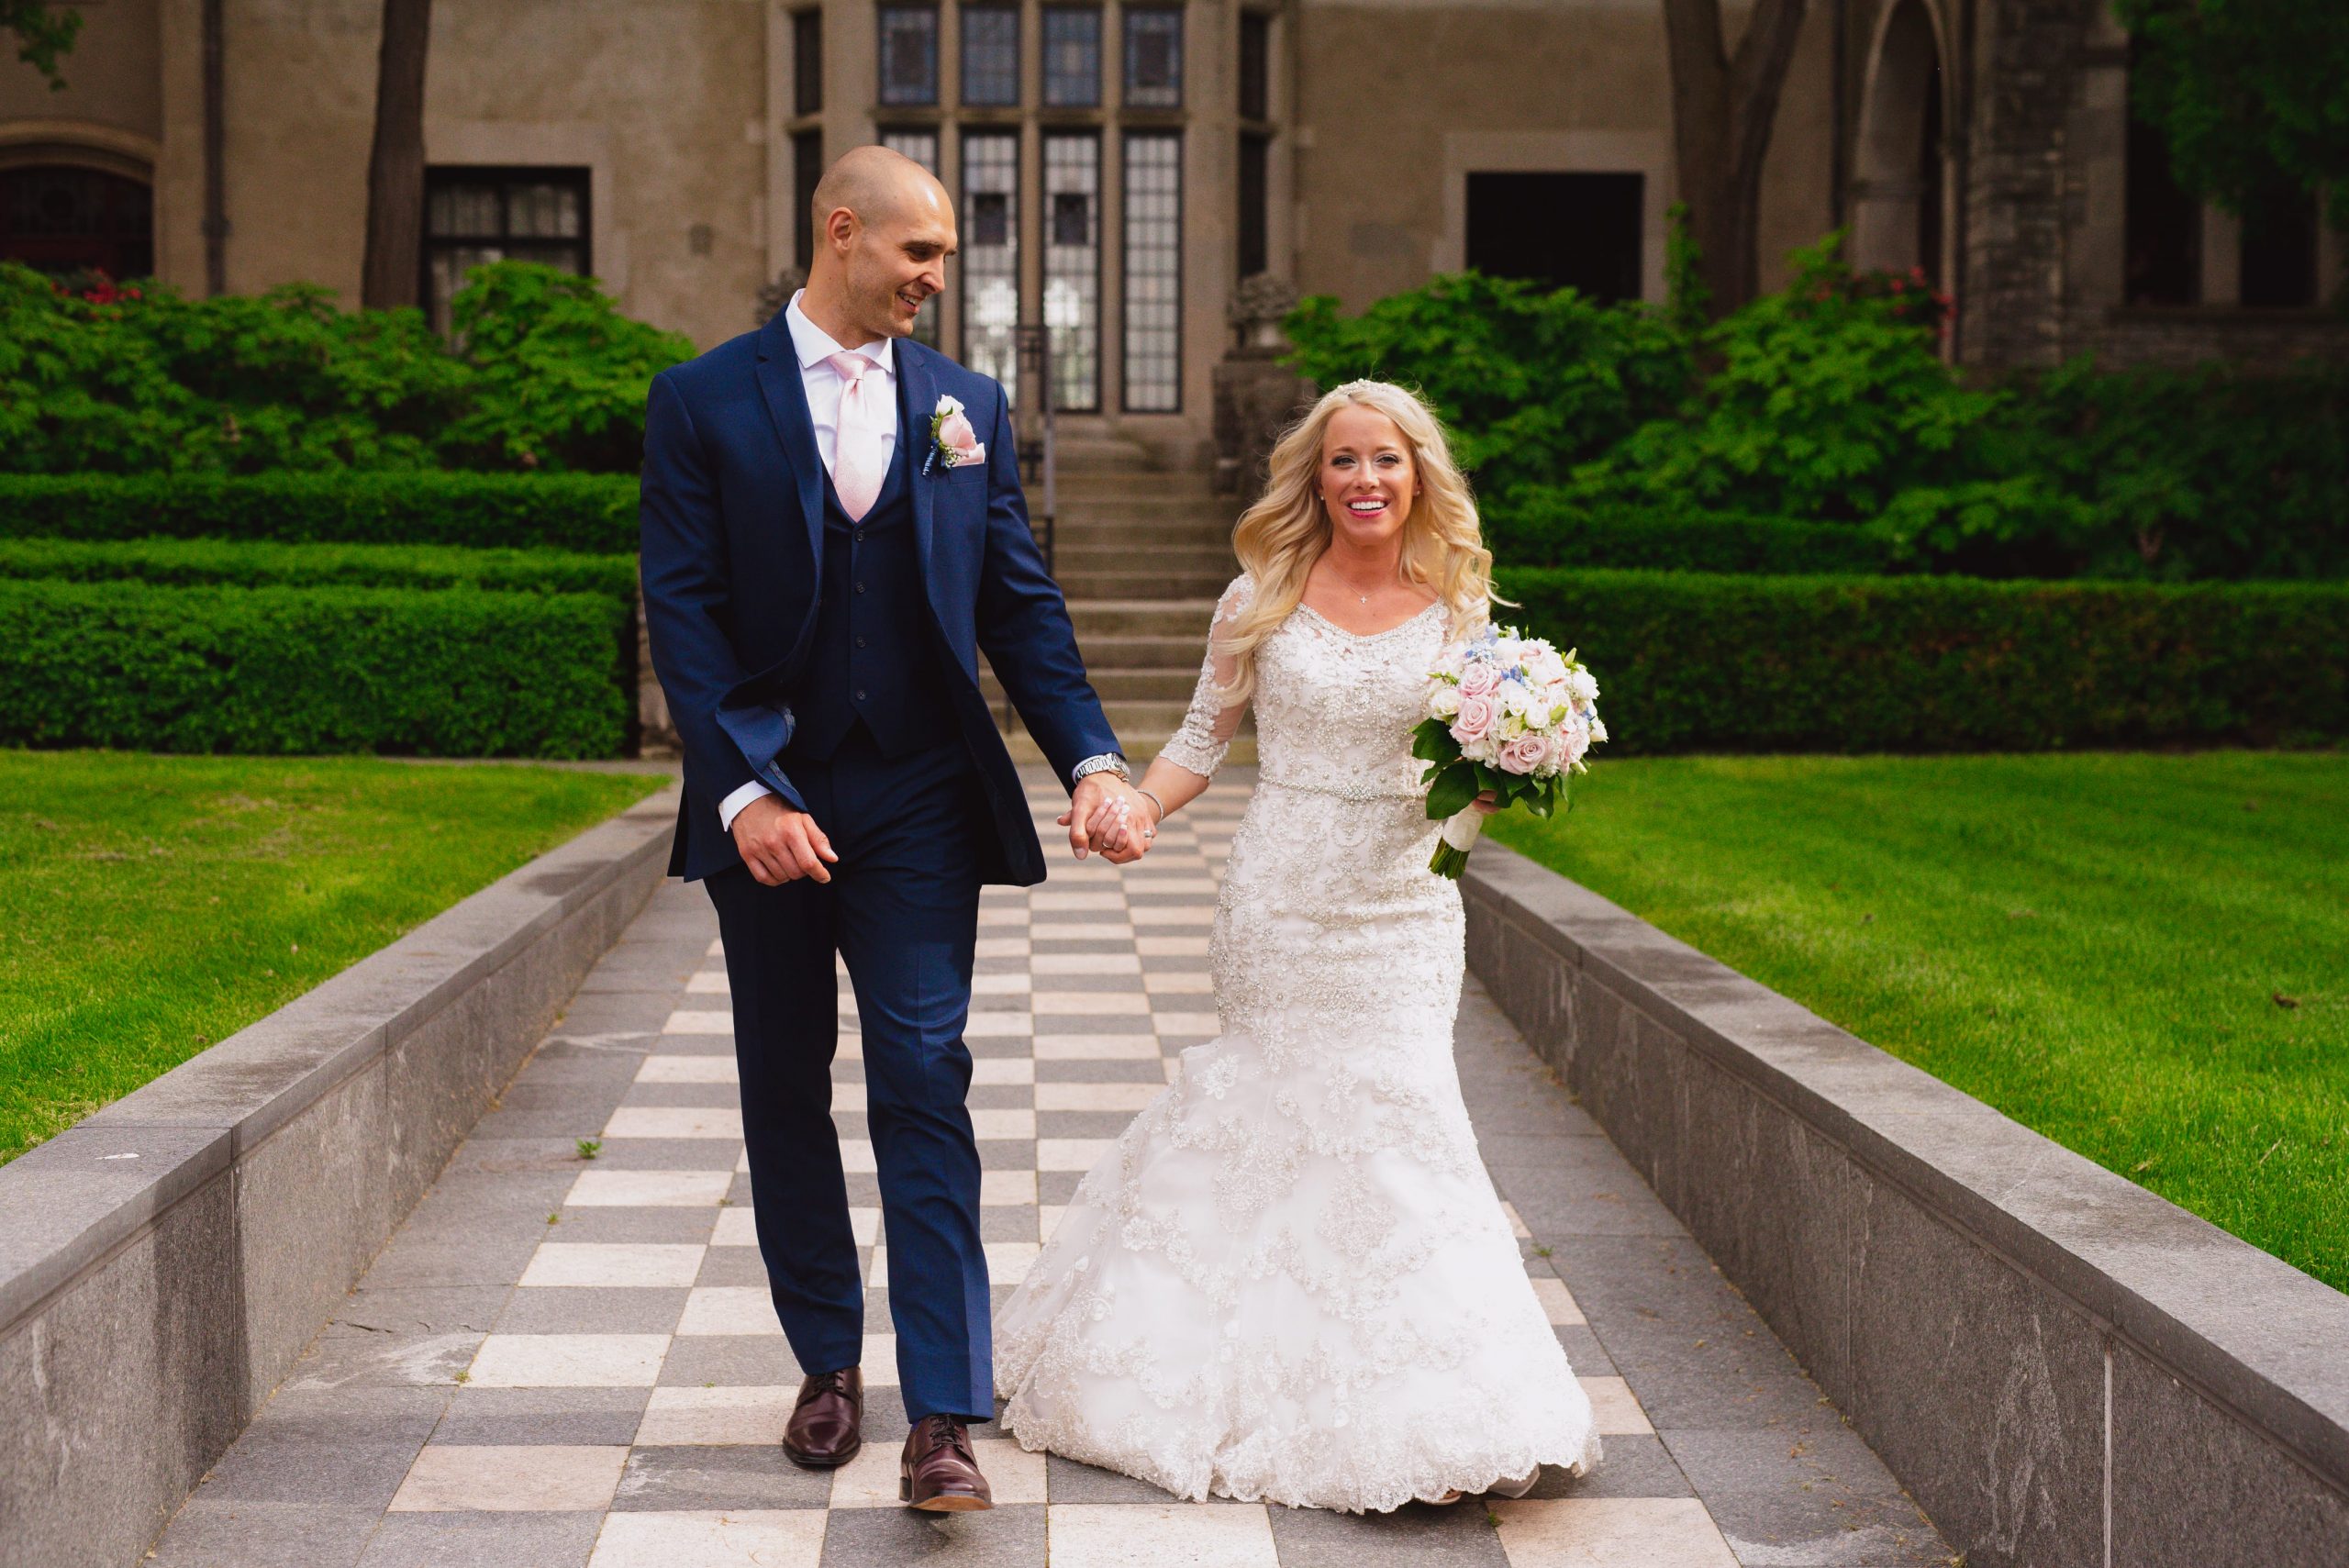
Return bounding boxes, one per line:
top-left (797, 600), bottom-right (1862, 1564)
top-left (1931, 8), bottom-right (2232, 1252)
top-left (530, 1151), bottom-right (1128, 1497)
top-left (941, 462), bottom-right (990, 487)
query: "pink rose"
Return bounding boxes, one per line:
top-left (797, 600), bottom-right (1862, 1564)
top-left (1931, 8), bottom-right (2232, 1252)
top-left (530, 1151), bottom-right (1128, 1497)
top-left (939, 411), bottom-right (978, 451)
top-left (1460, 661), bottom-right (1501, 697)
top-left (1451, 691), bottom-right (1497, 743)
top-left (1498, 732), bottom-right (1548, 775)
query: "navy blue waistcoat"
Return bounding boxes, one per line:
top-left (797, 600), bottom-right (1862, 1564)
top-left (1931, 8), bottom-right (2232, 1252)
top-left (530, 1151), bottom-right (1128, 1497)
top-left (783, 430), bottom-right (957, 762)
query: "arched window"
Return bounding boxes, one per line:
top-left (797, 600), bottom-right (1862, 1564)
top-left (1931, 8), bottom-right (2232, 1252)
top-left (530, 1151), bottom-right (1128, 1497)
top-left (0, 164), bottom-right (153, 283)
top-left (1852, 0), bottom-right (1947, 286)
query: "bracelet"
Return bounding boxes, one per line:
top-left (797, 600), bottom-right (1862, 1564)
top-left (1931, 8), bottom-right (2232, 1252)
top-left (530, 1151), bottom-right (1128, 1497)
top-left (1135, 788), bottom-right (1165, 830)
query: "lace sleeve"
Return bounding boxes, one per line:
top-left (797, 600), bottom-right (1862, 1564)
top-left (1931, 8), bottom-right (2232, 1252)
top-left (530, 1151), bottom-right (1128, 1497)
top-left (1155, 573), bottom-right (1253, 778)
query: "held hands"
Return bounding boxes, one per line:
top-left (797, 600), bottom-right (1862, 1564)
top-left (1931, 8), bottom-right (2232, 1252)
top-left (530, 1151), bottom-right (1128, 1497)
top-left (731, 795), bottom-right (839, 885)
top-left (1060, 774), bottom-right (1155, 864)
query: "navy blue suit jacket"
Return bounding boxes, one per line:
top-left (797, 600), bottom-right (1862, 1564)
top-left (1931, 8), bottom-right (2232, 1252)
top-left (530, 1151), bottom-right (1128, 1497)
top-left (638, 314), bottom-right (1119, 885)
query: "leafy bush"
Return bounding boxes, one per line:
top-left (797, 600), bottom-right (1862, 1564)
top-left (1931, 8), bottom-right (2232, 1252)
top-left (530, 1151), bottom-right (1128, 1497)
top-left (1284, 233), bottom-right (2349, 582)
top-left (1280, 272), bottom-right (1691, 508)
top-left (1482, 493), bottom-right (1901, 574)
top-left (0, 579), bottom-right (629, 758)
top-left (0, 257), bottom-right (692, 475)
top-left (1498, 567), bottom-right (2349, 752)
top-left (0, 535), bottom-right (638, 598)
top-left (0, 471), bottom-right (637, 552)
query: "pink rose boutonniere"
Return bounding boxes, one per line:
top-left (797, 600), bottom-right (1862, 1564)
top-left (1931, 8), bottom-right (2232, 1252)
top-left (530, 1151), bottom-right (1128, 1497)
top-left (924, 394), bottom-right (986, 474)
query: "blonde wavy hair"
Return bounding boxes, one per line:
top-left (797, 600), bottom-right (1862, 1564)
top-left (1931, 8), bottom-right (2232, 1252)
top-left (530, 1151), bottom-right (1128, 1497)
top-left (1216, 379), bottom-right (1497, 704)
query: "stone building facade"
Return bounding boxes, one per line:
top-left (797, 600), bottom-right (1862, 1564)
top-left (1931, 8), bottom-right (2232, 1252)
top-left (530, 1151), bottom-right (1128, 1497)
top-left (4, 0), bottom-right (2343, 466)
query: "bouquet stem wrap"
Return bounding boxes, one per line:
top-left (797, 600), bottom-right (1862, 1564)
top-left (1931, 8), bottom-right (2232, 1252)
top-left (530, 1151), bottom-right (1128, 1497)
top-left (1430, 806), bottom-right (1485, 880)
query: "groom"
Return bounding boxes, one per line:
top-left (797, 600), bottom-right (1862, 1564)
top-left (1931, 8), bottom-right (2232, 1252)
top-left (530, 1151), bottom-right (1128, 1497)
top-left (639, 145), bottom-right (1153, 1509)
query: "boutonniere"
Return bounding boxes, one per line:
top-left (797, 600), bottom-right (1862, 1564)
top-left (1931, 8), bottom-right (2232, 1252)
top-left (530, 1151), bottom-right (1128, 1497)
top-left (923, 394), bottom-right (986, 475)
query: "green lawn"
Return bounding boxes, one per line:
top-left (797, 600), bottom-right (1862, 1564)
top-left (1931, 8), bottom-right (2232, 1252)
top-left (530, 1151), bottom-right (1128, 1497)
top-left (1488, 751), bottom-right (2349, 1294)
top-left (0, 751), bottom-right (667, 1163)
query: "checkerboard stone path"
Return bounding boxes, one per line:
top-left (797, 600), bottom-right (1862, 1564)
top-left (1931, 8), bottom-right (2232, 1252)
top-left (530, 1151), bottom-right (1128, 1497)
top-left (148, 771), bottom-right (1950, 1568)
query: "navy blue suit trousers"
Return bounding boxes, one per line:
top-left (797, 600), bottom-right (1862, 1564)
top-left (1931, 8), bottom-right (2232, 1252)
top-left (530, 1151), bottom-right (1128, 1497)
top-left (703, 728), bottom-right (994, 1423)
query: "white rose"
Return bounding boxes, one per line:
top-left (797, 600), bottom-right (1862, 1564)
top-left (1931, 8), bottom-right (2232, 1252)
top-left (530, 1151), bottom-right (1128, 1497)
top-left (1567, 669), bottom-right (1598, 703)
top-left (1427, 683), bottom-right (1462, 719)
top-left (1589, 717), bottom-right (1609, 743)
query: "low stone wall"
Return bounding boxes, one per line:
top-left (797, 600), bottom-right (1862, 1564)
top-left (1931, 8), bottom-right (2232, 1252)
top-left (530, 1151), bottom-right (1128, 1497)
top-left (1462, 842), bottom-right (2349, 1568)
top-left (0, 786), bottom-right (680, 1568)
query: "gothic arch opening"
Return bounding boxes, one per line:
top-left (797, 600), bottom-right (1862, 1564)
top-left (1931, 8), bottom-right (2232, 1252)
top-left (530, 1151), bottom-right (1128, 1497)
top-left (1852, 0), bottom-right (1948, 287)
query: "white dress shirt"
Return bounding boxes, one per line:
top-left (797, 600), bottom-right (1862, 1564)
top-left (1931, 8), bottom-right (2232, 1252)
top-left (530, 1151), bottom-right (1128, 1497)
top-left (716, 292), bottom-right (901, 832)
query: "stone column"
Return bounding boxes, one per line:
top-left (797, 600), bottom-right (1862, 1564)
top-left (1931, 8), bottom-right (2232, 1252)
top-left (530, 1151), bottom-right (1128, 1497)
top-left (1211, 273), bottom-right (1315, 506)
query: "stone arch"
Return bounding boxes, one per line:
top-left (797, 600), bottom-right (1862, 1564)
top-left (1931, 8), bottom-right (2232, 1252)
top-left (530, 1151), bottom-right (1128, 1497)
top-left (0, 121), bottom-right (160, 284)
top-left (1851, 0), bottom-right (1952, 287)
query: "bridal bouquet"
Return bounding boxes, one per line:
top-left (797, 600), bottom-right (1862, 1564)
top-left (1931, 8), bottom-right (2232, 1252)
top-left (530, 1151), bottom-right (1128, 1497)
top-left (1411, 626), bottom-right (1607, 879)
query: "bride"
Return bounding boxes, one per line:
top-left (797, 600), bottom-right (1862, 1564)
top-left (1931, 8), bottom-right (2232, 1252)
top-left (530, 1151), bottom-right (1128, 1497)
top-left (992, 379), bottom-right (1602, 1512)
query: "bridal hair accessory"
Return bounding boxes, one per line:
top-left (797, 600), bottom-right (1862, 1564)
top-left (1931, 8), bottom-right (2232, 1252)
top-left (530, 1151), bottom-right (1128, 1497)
top-left (923, 394), bottom-right (986, 474)
top-left (1411, 626), bottom-right (1607, 878)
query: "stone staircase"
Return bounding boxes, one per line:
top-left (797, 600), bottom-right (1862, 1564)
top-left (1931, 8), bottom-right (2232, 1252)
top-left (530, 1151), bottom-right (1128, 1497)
top-left (985, 436), bottom-right (1253, 766)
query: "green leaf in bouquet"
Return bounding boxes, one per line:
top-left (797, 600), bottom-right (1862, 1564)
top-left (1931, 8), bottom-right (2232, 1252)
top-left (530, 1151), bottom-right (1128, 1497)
top-left (1425, 764), bottom-right (1481, 821)
top-left (1410, 717), bottom-right (1461, 763)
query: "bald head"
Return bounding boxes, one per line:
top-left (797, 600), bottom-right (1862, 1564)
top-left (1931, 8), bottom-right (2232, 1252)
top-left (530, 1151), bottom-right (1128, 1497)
top-left (797, 144), bottom-right (958, 348)
top-left (809, 145), bottom-right (950, 239)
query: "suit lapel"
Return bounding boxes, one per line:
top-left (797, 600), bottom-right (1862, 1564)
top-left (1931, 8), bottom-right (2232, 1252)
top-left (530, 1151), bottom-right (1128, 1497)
top-left (898, 342), bottom-right (939, 586)
top-left (751, 311), bottom-right (826, 572)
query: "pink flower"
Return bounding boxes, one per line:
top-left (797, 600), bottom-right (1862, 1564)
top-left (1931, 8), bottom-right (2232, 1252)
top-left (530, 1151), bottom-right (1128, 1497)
top-left (1460, 661), bottom-right (1501, 697)
top-left (1497, 732), bottom-right (1547, 775)
top-left (1451, 691), bottom-right (1497, 743)
top-left (939, 411), bottom-right (978, 452)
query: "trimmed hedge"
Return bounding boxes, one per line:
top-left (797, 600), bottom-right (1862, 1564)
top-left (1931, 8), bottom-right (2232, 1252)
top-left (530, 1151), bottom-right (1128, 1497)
top-left (1483, 500), bottom-right (1903, 575)
top-left (0, 535), bottom-right (638, 597)
top-left (0, 578), bottom-right (629, 758)
top-left (0, 472), bottom-right (636, 552)
top-left (1497, 568), bottom-right (2349, 752)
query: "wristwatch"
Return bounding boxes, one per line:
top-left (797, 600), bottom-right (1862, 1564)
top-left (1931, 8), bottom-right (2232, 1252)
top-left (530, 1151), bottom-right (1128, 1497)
top-left (1071, 752), bottom-right (1131, 785)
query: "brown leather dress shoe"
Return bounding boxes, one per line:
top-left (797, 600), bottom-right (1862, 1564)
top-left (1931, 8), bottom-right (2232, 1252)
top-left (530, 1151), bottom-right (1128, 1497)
top-left (781, 1366), bottom-right (862, 1468)
top-left (899, 1412), bottom-right (993, 1510)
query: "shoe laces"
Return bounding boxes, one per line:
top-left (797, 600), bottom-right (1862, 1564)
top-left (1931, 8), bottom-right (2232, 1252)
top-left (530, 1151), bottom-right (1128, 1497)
top-left (797, 1368), bottom-right (854, 1407)
top-left (919, 1412), bottom-right (972, 1458)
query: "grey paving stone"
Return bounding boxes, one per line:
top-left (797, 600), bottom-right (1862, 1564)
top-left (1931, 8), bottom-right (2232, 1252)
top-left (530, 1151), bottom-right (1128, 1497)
top-left (495, 1285), bottom-right (692, 1335)
top-left (283, 1329), bottom-right (484, 1391)
top-left (818, 1499), bottom-right (1045, 1566)
top-left (1042, 1451), bottom-right (1247, 1504)
top-left (446, 1139), bottom-right (605, 1179)
top-left (619, 1081), bottom-right (745, 1110)
top-left (354, 1509), bottom-right (602, 1568)
top-left (695, 1246), bottom-right (774, 1286)
top-left (590, 1139), bottom-right (749, 1171)
top-left (655, 1335), bottom-right (802, 1386)
top-left (1035, 1059), bottom-right (1166, 1083)
top-left (1035, 1110), bottom-right (1140, 1138)
top-left (325, 1286), bottom-right (510, 1338)
top-left (196, 1386), bottom-right (448, 1506)
top-left (1553, 1323), bottom-right (1615, 1375)
top-left (612, 1444), bottom-right (835, 1511)
top-left (1524, 1434), bottom-right (1692, 1499)
top-left (1264, 1492), bottom-right (1512, 1563)
top-left (148, 1498), bottom-right (384, 1568)
top-left (548, 1207), bottom-right (718, 1245)
top-left (434, 1386), bottom-right (653, 1447)
top-left (980, 1207), bottom-right (1041, 1242)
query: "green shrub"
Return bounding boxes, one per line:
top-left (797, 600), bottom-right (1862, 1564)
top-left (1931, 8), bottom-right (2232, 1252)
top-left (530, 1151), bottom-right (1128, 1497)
top-left (1482, 493), bottom-right (1902, 574)
top-left (0, 579), bottom-right (629, 758)
top-left (0, 534), bottom-right (637, 598)
top-left (0, 258), bottom-right (691, 475)
top-left (1497, 567), bottom-right (2349, 752)
top-left (1280, 271), bottom-right (1691, 509)
top-left (0, 471), bottom-right (637, 552)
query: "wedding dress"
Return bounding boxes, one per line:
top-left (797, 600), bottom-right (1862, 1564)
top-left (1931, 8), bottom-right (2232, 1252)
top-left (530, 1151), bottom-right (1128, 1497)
top-left (993, 573), bottom-right (1602, 1513)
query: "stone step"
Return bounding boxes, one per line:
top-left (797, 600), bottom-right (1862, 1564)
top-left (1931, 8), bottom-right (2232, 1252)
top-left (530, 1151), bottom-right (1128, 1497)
top-left (1041, 434), bottom-right (1156, 473)
top-left (1045, 523), bottom-right (1236, 553)
top-left (996, 707), bottom-right (1255, 767)
top-left (983, 666), bottom-right (1200, 702)
top-left (1052, 544), bottom-right (1235, 573)
top-left (1056, 571), bottom-right (1236, 601)
top-left (1048, 469), bottom-right (1221, 501)
top-left (1065, 598), bottom-right (1221, 638)
top-left (1052, 632), bottom-right (1211, 668)
top-left (1045, 496), bottom-right (1238, 528)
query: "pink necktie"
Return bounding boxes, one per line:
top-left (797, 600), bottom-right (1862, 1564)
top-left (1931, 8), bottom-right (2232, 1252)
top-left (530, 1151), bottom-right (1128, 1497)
top-left (827, 351), bottom-right (885, 522)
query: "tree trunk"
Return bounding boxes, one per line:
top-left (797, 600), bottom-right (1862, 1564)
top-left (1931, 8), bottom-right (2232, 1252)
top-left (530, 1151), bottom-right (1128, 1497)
top-left (361, 0), bottom-right (433, 311)
top-left (1661, 0), bottom-right (1812, 315)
